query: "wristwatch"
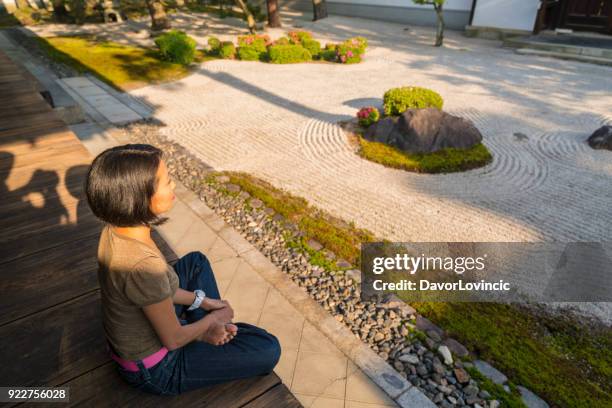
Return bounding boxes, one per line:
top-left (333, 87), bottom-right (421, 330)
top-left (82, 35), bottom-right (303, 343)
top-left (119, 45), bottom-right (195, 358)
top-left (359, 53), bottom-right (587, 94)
top-left (187, 289), bottom-right (206, 311)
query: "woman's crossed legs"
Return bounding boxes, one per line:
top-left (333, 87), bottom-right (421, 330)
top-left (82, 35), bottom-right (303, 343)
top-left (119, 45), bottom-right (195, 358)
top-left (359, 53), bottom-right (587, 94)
top-left (151, 251), bottom-right (281, 395)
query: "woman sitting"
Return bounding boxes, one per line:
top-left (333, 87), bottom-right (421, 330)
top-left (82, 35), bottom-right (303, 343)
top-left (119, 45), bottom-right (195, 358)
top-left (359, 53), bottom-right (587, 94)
top-left (85, 143), bottom-right (281, 396)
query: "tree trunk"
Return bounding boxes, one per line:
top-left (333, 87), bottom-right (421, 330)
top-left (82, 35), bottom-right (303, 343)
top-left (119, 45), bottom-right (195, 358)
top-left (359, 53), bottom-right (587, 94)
top-left (312, 0), bottom-right (327, 21)
top-left (434, 3), bottom-right (444, 47)
top-left (51, 0), bottom-right (69, 22)
top-left (266, 0), bottom-right (281, 27)
top-left (234, 0), bottom-right (256, 33)
top-left (145, 0), bottom-right (171, 31)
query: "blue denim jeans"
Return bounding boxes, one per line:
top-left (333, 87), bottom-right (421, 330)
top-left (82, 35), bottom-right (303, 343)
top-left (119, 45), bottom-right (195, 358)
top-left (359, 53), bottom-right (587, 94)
top-left (116, 251), bottom-right (282, 395)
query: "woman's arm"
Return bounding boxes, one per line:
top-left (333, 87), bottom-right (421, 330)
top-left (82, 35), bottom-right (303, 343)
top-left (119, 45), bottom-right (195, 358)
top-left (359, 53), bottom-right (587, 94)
top-left (143, 297), bottom-right (234, 350)
top-left (173, 288), bottom-right (196, 307)
top-left (173, 288), bottom-right (234, 312)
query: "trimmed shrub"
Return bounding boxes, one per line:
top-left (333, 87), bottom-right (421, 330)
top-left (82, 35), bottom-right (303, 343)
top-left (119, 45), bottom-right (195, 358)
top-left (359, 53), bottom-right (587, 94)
top-left (383, 87), bottom-right (444, 116)
top-left (219, 41), bottom-right (236, 59)
top-left (320, 43), bottom-right (338, 61)
top-left (237, 34), bottom-right (269, 61)
top-left (348, 36), bottom-right (368, 54)
top-left (268, 44), bottom-right (312, 64)
top-left (288, 30), bottom-right (312, 45)
top-left (357, 106), bottom-right (380, 127)
top-left (335, 37), bottom-right (368, 64)
top-left (336, 42), bottom-right (361, 64)
top-left (272, 37), bottom-right (290, 46)
top-left (237, 34), bottom-right (270, 52)
top-left (238, 45), bottom-right (262, 61)
top-left (301, 38), bottom-right (321, 58)
top-left (208, 36), bottom-right (221, 54)
top-left (154, 30), bottom-right (197, 65)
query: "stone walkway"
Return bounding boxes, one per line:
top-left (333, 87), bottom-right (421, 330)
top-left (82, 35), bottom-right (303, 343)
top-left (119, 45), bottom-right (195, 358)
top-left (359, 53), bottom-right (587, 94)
top-left (72, 123), bottom-right (413, 408)
top-left (58, 76), bottom-right (148, 125)
top-left (28, 11), bottom-right (612, 322)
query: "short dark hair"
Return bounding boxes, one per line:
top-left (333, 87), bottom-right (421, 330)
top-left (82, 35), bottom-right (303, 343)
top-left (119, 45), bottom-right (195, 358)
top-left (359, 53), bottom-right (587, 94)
top-left (85, 144), bottom-right (168, 227)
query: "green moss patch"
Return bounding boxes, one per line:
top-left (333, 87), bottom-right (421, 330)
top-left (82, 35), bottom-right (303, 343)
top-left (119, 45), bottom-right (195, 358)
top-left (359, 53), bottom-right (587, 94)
top-left (412, 302), bottom-right (612, 408)
top-left (356, 135), bottom-right (492, 173)
top-left (213, 172), bottom-right (374, 265)
top-left (464, 366), bottom-right (526, 408)
top-left (34, 36), bottom-right (211, 90)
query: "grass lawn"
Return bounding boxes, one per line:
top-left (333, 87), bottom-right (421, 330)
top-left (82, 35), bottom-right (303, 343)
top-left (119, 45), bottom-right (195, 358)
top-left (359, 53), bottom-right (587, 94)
top-left (355, 135), bottom-right (493, 174)
top-left (34, 36), bottom-right (216, 90)
top-left (204, 170), bottom-right (611, 408)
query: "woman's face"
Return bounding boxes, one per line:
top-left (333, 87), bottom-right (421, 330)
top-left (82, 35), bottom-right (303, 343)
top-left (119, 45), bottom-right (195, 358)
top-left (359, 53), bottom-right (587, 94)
top-left (150, 159), bottom-right (176, 215)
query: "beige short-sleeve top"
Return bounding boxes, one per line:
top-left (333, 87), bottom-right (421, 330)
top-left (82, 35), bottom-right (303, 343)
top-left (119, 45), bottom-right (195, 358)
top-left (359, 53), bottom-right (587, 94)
top-left (96, 225), bottom-right (179, 361)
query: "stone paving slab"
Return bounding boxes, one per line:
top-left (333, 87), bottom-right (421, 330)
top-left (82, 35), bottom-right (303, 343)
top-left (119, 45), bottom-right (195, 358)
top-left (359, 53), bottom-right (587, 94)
top-left (58, 77), bottom-right (142, 125)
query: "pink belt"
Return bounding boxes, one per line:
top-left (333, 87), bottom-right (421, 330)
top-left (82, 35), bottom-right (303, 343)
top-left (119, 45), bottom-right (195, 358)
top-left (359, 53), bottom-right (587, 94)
top-left (110, 347), bottom-right (168, 372)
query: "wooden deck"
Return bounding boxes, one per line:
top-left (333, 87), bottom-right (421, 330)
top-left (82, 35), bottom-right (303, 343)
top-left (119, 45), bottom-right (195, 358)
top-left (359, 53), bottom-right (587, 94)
top-left (0, 50), bottom-right (301, 407)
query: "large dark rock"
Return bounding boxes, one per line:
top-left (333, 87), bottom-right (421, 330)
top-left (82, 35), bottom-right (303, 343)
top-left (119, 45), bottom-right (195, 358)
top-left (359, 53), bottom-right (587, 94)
top-left (587, 125), bottom-right (612, 151)
top-left (364, 108), bottom-right (483, 154)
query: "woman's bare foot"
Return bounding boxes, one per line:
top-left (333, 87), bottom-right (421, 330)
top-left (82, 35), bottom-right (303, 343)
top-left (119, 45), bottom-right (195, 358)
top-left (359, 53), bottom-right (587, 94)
top-left (200, 321), bottom-right (238, 346)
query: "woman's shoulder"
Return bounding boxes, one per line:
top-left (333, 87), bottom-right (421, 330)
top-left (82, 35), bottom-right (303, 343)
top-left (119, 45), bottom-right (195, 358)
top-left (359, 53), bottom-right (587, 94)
top-left (99, 226), bottom-right (167, 275)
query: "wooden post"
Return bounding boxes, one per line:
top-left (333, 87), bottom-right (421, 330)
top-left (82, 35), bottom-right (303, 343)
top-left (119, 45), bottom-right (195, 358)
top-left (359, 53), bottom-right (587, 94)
top-left (312, 0), bottom-right (327, 21)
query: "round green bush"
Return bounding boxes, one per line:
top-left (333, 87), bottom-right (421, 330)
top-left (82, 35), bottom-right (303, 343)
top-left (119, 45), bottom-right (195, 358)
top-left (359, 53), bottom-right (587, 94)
top-left (219, 41), bottom-right (236, 59)
top-left (208, 36), bottom-right (221, 53)
top-left (273, 37), bottom-right (290, 46)
top-left (268, 44), bottom-right (312, 64)
top-left (154, 30), bottom-right (197, 65)
top-left (238, 45), bottom-right (262, 61)
top-left (301, 38), bottom-right (321, 58)
top-left (288, 30), bottom-right (312, 45)
top-left (237, 35), bottom-right (268, 54)
top-left (320, 43), bottom-right (338, 61)
top-left (383, 87), bottom-right (444, 116)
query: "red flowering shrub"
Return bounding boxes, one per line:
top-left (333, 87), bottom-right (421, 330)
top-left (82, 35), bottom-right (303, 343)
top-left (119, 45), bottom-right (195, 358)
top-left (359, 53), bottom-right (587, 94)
top-left (356, 106), bottom-right (380, 127)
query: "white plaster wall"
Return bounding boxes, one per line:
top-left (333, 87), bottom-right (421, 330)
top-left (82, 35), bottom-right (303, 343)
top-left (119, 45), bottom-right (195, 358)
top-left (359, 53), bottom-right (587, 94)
top-left (472, 0), bottom-right (540, 31)
top-left (328, 0), bottom-right (472, 12)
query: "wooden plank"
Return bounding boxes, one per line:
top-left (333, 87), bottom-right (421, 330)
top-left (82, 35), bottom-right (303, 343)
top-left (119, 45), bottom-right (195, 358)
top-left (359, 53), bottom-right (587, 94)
top-left (0, 91), bottom-right (46, 109)
top-left (242, 383), bottom-right (303, 408)
top-left (0, 142), bottom-right (90, 180)
top-left (24, 363), bottom-right (282, 408)
top-left (0, 292), bottom-right (109, 387)
top-left (0, 127), bottom-right (79, 150)
top-left (0, 234), bottom-right (100, 326)
top-left (0, 100), bottom-right (51, 118)
top-left (0, 121), bottom-right (67, 143)
top-left (0, 164), bottom-right (89, 214)
top-left (0, 110), bottom-right (63, 132)
top-left (0, 212), bottom-right (102, 264)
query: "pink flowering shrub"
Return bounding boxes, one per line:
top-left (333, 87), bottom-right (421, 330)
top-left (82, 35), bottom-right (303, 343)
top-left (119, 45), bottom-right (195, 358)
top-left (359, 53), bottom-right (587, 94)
top-left (335, 37), bottom-right (368, 64)
top-left (356, 106), bottom-right (380, 127)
